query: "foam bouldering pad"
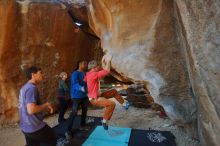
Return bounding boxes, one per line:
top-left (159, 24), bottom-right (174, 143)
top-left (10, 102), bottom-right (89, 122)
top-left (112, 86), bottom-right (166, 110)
top-left (53, 116), bottom-right (176, 146)
top-left (128, 129), bottom-right (176, 146)
top-left (83, 139), bottom-right (128, 146)
top-left (82, 126), bottom-right (131, 146)
top-left (53, 116), bottom-right (102, 146)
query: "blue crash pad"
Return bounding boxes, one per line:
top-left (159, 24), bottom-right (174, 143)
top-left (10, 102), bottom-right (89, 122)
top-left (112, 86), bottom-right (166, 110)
top-left (82, 138), bottom-right (128, 146)
top-left (82, 126), bottom-right (131, 146)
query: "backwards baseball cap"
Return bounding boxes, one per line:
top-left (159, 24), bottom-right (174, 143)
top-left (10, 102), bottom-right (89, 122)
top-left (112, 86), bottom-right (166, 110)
top-left (88, 60), bottom-right (98, 70)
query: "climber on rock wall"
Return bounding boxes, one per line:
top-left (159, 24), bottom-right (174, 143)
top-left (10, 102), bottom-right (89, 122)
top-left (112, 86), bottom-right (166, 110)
top-left (84, 55), bottom-right (130, 130)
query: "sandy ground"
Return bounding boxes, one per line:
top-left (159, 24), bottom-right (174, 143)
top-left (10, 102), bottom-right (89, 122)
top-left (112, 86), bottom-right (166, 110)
top-left (0, 100), bottom-right (199, 146)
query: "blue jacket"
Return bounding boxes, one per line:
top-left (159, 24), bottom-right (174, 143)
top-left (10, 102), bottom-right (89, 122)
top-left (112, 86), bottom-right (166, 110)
top-left (70, 70), bottom-right (87, 99)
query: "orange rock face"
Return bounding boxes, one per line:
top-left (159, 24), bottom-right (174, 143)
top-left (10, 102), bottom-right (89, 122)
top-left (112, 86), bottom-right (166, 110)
top-left (0, 0), bottom-right (100, 124)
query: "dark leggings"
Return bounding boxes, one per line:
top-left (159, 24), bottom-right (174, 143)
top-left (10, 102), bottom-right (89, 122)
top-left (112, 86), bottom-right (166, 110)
top-left (67, 97), bottom-right (88, 132)
top-left (23, 125), bottom-right (56, 146)
top-left (58, 98), bottom-right (68, 123)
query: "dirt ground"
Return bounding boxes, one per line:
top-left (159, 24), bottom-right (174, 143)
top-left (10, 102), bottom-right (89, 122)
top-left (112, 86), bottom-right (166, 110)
top-left (0, 100), bottom-right (199, 146)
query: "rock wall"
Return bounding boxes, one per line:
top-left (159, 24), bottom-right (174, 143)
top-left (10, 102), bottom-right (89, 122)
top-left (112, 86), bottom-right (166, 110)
top-left (1, 0), bottom-right (220, 145)
top-left (87, 0), bottom-right (220, 145)
top-left (87, 0), bottom-right (195, 130)
top-left (0, 0), bottom-right (100, 124)
top-left (175, 1), bottom-right (220, 145)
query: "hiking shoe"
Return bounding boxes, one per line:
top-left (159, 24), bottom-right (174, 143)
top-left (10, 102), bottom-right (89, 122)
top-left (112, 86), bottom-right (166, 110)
top-left (102, 121), bottom-right (108, 130)
top-left (123, 101), bottom-right (130, 110)
top-left (65, 132), bottom-right (72, 140)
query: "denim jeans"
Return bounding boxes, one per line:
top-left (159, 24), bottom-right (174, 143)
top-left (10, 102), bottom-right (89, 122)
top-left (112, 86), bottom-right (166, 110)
top-left (67, 97), bottom-right (88, 132)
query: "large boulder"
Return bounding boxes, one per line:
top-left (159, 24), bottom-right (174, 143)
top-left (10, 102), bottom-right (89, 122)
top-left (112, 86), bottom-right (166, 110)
top-left (175, 1), bottom-right (220, 145)
top-left (87, 0), bottom-right (195, 129)
top-left (0, 0), bottom-right (100, 124)
top-left (86, 0), bottom-right (220, 145)
top-left (1, 0), bottom-right (220, 145)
